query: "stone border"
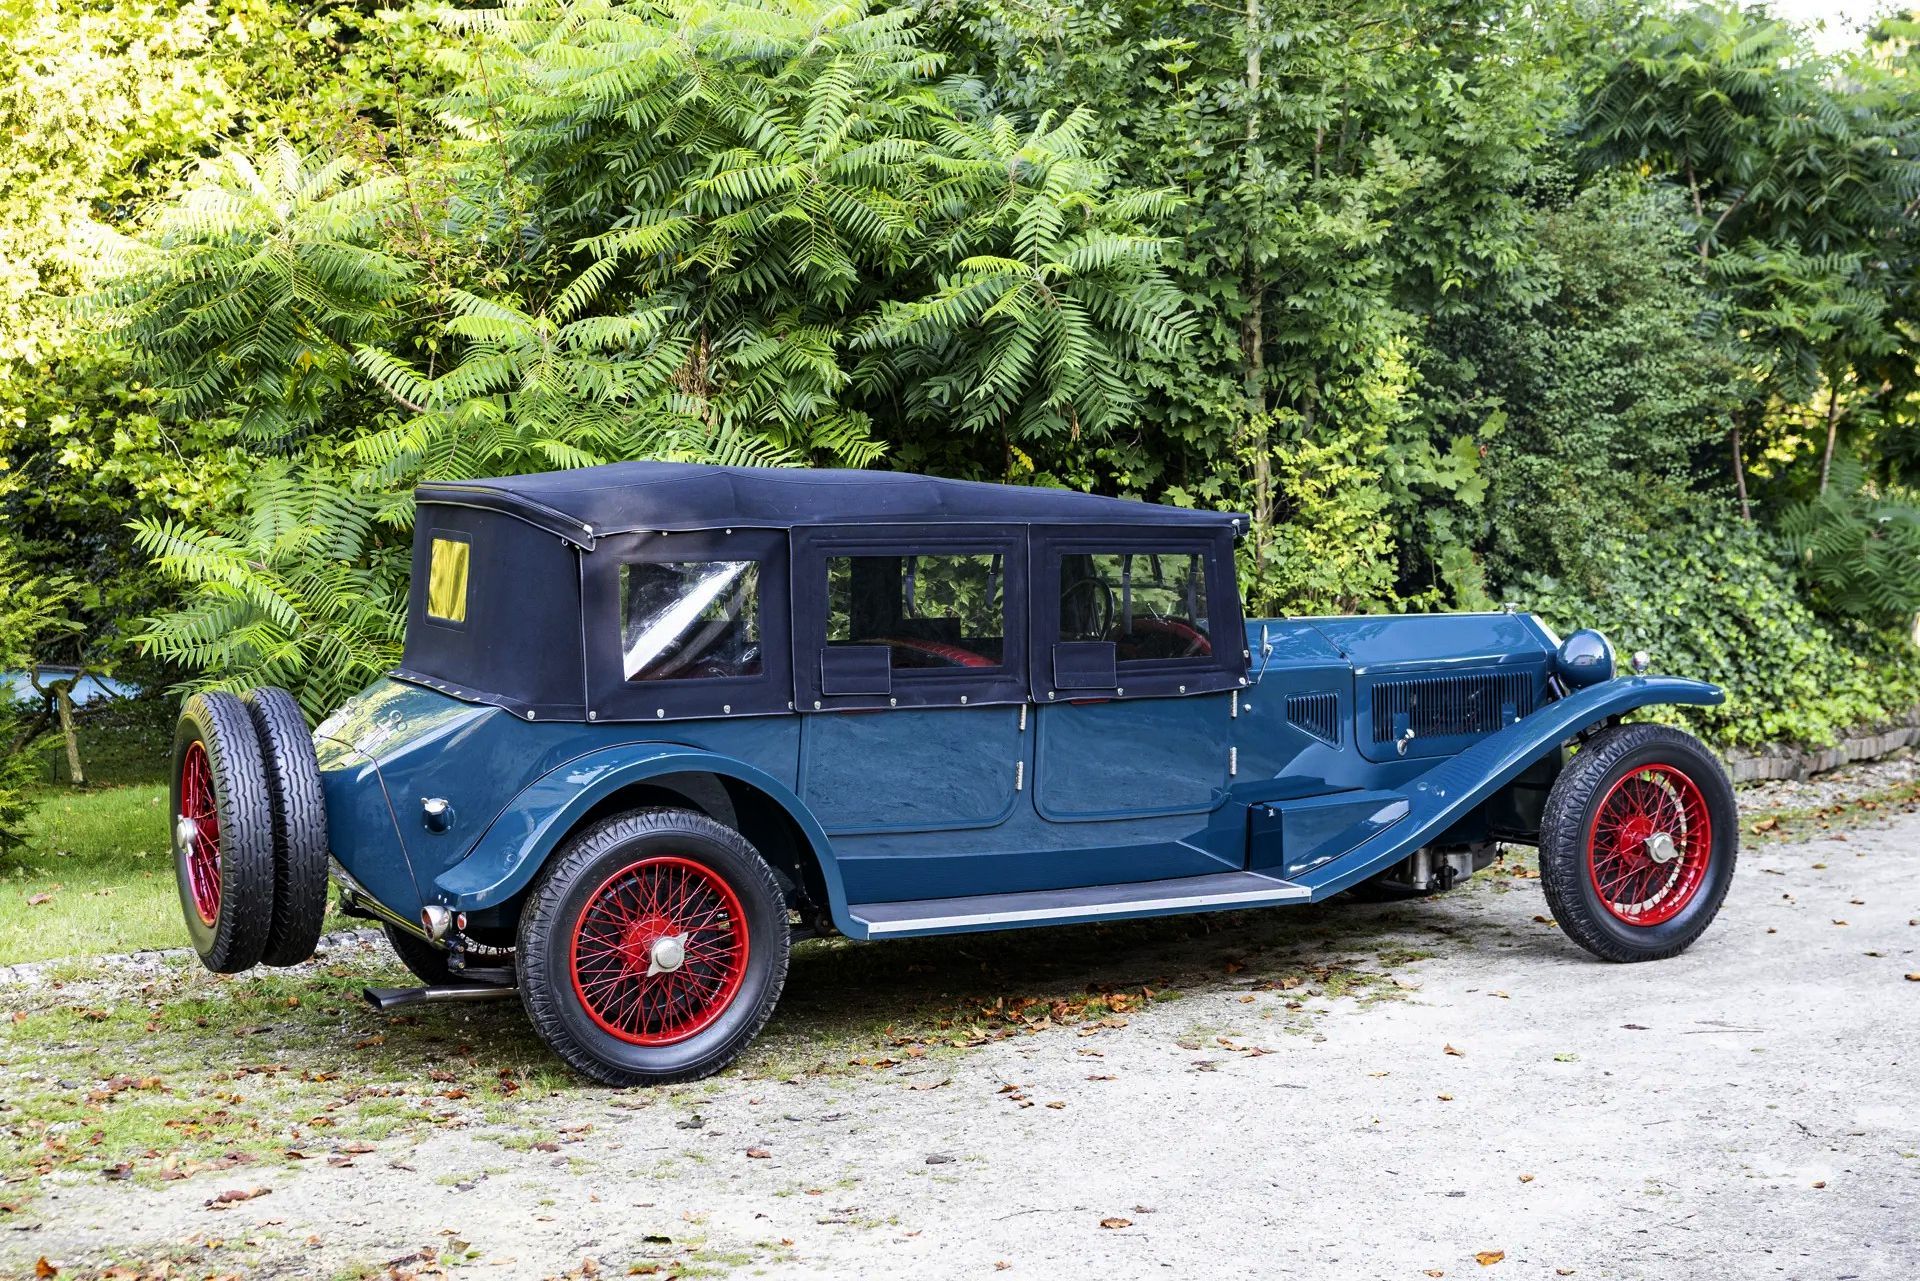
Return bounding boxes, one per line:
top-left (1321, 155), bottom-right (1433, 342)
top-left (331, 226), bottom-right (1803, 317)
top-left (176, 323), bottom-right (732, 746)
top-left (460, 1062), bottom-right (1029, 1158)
top-left (1721, 706), bottom-right (1920, 784)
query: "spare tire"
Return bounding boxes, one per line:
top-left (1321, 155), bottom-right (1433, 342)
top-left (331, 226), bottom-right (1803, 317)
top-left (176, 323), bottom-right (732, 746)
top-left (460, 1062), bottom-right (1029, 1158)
top-left (243, 687), bottom-right (331, 967)
top-left (172, 692), bottom-right (276, 973)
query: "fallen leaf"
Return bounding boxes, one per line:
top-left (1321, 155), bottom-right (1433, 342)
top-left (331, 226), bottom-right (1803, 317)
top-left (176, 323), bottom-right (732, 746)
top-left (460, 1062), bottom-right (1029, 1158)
top-left (1518, 1173), bottom-right (1535, 1183)
top-left (1436, 1093), bottom-right (1455, 1101)
top-left (1905, 974), bottom-right (1920, 982)
top-left (1045, 1101), bottom-right (1066, 1110)
top-left (207, 1187), bottom-right (271, 1206)
top-left (34, 1258), bottom-right (56, 1278)
top-left (1444, 1044), bottom-right (1464, 1057)
top-left (1099, 1217), bottom-right (1131, 1230)
top-left (1475, 1251), bottom-right (1506, 1266)
top-left (746, 1147), bottom-right (771, 1159)
top-left (1751, 816), bottom-right (1779, 833)
top-left (1812, 1180), bottom-right (1827, 1189)
top-left (26, 894), bottom-right (53, 906)
top-left (1425, 1272), bottom-right (1445, 1278)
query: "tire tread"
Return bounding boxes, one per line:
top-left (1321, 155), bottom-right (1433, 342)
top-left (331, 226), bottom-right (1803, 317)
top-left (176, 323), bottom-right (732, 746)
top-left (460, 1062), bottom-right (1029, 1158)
top-left (244, 687), bottom-right (331, 967)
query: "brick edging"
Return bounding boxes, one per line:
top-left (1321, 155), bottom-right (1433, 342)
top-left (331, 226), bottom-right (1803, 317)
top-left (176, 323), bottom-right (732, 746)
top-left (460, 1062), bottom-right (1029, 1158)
top-left (1720, 706), bottom-right (1920, 784)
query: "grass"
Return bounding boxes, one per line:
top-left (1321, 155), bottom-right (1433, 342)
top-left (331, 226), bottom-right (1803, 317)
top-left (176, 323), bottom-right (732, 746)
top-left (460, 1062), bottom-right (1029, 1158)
top-left (0, 784), bottom-right (180, 965)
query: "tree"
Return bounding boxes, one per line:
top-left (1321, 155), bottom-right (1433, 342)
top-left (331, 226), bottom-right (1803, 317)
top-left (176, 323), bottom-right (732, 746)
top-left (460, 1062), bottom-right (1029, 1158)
top-left (1581, 2), bottom-right (1917, 511)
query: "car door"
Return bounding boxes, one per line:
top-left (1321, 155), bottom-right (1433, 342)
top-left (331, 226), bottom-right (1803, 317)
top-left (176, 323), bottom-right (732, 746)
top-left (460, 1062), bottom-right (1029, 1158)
top-left (1029, 527), bottom-right (1247, 824)
top-left (792, 525), bottom-right (1033, 901)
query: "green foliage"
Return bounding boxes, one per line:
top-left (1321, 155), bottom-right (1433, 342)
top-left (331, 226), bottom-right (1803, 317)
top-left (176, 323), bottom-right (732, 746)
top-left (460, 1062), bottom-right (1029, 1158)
top-left (4, 0), bottom-right (1918, 751)
top-left (1428, 182), bottom-right (1742, 592)
top-left (1523, 510), bottom-right (1920, 748)
top-left (89, 144), bottom-right (415, 445)
top-left (1240, 422), bottom-right (1399, 616)
top-left (1777, 460), bottom-right (1920, 628)
top-left (131, 460), bottom-right (407, 718)
top-left (0, 546), bottom-right (81, 851)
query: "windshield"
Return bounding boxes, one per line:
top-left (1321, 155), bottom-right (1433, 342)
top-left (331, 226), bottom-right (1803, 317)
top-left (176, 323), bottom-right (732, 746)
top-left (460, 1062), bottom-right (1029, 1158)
top-left (621, 560), bottom-right (763, 681)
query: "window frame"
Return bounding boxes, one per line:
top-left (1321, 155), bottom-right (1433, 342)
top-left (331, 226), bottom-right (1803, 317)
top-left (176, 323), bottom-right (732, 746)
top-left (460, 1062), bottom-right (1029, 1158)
top-left (792, 524), bottom-right (1029, 712)
top-left (581, 528), bottom-right (792, 722)
top-left (1030, 525), bottom-right (1247, 703)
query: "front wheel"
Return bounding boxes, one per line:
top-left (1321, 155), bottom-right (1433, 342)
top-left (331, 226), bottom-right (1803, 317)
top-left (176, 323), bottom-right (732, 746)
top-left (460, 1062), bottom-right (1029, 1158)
top-left (516, 809), bottom-right (790, 1086)
top-left (1539, 723), bottom-right (1737, 962)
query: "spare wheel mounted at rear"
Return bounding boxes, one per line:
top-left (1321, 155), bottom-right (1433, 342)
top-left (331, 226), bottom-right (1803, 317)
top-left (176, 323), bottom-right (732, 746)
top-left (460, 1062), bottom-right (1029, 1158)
top-left (171, 692), bottom-right (277, 974)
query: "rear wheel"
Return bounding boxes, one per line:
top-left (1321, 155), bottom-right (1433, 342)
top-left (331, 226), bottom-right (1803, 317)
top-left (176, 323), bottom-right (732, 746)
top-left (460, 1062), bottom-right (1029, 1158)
top-left (171, 693), bottom-right (276, 973)
top-left (517, 809), bottom-right (789, 1086)
top-left (1539, 723), bottom-right (1736, 962)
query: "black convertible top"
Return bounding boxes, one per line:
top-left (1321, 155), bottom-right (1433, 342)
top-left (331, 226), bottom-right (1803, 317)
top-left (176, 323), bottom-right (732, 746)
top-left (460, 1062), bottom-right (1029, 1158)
top-left (416, 462), bottom-right (1244, 548)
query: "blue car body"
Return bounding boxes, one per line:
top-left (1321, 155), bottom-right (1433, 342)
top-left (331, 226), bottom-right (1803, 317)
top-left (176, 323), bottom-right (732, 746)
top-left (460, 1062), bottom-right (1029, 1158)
top-left (314, 463), bottom-right (1722, 944)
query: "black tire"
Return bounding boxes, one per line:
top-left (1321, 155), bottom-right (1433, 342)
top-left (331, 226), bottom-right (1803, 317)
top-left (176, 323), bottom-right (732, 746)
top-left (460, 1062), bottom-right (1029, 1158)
top-left (382, 923), bottom-right (511, 986)
top-left (243, 687), bottom-right (331, 967)
top-left (383, 923), bottom-right (459, 985)
top-left (1539, 723), bottom-right (1737, 962)
top-left (517, 808), bottom-right (790, 1086)
top-left (171, 692), bottom-right (276, 974)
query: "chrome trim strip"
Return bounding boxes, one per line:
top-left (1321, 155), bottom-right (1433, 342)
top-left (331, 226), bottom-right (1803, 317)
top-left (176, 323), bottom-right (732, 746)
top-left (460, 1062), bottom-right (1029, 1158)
top-left (859, 883), bottom-right (1311, 936)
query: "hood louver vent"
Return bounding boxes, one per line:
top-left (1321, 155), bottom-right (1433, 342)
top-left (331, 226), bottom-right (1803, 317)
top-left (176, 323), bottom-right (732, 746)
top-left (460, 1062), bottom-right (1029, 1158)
top-left (1369, 671), bottom-right (1537, 745)
top-left (1286, 691), bottom-right (1340, 745)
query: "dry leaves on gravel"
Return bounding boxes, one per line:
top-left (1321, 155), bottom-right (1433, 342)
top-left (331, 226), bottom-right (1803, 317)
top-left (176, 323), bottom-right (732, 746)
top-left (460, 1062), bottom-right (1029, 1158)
top-left (1099, 1217), bottom-right (1132, 1230)
top-left (1475, 1250), bottom-right (1506, 1266)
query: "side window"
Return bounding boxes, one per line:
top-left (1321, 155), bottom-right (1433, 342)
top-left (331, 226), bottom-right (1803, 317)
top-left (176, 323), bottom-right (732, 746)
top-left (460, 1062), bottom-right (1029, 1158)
top-left (827, 554), bottom-right (1006, 669)
top-left (1059, 551), bottom-right (1211, 661)
top-left (621, 560), bottom-right (762, 681)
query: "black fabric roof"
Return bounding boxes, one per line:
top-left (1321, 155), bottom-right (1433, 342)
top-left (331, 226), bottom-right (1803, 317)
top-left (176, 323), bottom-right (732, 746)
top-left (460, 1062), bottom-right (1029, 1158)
top-left (416, 462), bottom-right (1246, 548)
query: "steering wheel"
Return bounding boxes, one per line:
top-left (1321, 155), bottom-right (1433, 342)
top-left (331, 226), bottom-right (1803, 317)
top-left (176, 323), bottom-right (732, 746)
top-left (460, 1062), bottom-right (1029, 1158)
top-left (1059, 576), bottom-right (1113, 641)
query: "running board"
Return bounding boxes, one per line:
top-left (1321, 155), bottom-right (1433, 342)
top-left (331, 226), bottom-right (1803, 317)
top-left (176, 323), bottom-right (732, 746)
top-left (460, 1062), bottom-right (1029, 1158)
top-left (849, 870), bottom-right (1311, 939)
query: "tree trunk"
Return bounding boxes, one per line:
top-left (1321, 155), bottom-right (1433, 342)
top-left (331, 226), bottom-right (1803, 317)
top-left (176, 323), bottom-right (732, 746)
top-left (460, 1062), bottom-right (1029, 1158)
top-left (53, 680), bottom-right (85, 788)
top-left (1819, 385), bottom-right (1841, 494)
top-left (1730, 421), bottom-right (1752, 522)
top-left (1243, 0), bottom-right (1270, 549)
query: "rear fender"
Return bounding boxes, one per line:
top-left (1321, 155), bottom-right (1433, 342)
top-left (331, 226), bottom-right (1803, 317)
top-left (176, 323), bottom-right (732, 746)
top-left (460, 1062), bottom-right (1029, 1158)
top-left (1296, 676), bottom-right (1723, 897)
top-left (432, 747), bottom-right (847, 925)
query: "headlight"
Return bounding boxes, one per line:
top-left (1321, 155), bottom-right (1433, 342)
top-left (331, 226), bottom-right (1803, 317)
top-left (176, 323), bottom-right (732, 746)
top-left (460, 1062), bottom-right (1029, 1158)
top-left (1556, 629), bottom-right (1615, 687)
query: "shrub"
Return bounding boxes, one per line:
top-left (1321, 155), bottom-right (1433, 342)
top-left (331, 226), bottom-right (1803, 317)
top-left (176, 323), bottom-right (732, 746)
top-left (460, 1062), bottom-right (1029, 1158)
top-left (1517, 506), bottom-right (1920, 748)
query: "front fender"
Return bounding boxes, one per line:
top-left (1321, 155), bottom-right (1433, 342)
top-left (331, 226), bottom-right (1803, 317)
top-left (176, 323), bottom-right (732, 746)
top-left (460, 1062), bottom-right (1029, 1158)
top-left (1301, 675), bottom-right (1723, 898)
top-left (432, 746), bottom-right (847, 925)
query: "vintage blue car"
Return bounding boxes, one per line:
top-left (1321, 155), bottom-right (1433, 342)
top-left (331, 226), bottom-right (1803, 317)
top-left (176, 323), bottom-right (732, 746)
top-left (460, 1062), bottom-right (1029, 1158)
top-left (170, 463), bottom-right (1737, 1084)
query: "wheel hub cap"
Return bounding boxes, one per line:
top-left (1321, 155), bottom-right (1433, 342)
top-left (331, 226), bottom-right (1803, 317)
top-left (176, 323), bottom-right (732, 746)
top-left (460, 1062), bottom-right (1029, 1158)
top-left (1643, 831), bottom-right (1679, 865)
top-left (647, 933), bottom-right (688, 975)
top-left (175, 816), bottom-right (197, 851)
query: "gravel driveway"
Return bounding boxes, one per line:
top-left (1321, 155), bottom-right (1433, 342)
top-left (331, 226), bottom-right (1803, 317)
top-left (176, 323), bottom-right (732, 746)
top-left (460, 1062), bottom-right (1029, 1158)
top-left (5, 793), bottom-right (1918, 1280)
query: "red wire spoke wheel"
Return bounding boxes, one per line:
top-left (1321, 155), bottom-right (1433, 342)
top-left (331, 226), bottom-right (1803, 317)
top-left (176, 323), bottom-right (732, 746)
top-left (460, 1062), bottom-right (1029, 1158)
top-left (1539, 723), bottom-right (1737, 963)
top-left (179, 742), bottom-right (222, 927)
top-left (519, 808), bottom-right (790, 1086)
top-left (1585, 764), bottom-right (1712, 926)
top-left (569, 856), bottom-right (751, 1046)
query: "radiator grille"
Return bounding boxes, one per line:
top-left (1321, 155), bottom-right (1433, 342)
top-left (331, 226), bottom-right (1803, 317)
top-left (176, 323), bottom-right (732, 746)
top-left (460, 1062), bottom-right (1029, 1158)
top-left (1286, 691), bottom-right (1341, 745)
top-left (1368, 671), bottom-right (1537, 744)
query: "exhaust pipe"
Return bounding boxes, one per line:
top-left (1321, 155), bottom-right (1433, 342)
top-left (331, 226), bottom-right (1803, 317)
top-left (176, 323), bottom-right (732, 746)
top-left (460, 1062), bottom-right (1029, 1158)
top-left (363, 984), bottom-right (518, 1011)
